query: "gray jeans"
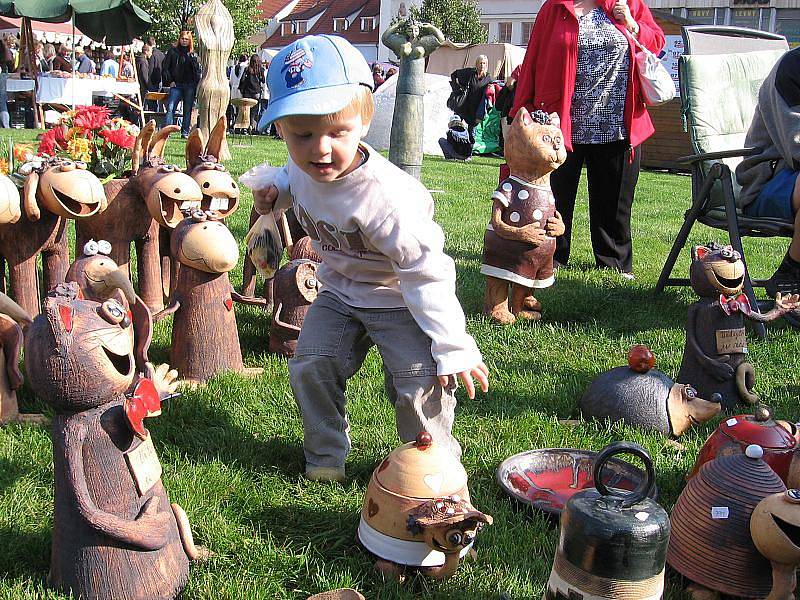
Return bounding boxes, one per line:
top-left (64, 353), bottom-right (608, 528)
top-left (289, 291), bottom-right (461, 469)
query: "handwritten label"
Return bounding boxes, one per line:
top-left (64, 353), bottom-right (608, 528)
top-left (716, 328), bottom-right (747, 354)
top-left (124, 435), bottom-right (162, 496)
top-left (711, 506), bottom-right (729, 519)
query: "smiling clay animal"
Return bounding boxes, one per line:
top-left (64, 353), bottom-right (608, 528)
top-left (156, 211), bottom-right (259, 384)
top-left (75, 122), bottom-right (203, 314)
top-left (24, 282), bottom-right (206, 600)
top-left (0, 157), bottom-right (107, 316)
top-left (677, 243), bottom-right (800, 410)
top-left (185, 117), bottom-right (240, 218)
top-left (481, 108), bottom-right (566, 324)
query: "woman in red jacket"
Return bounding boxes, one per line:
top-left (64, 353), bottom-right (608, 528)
top-left (512, 0), bottom-right (664, 278)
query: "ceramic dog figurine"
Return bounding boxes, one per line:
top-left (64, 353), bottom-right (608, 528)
top-left (0, 157), bottom-right (106, 316)
top-left (581, 345), bottom-right (721, 437)
top-left (677, 243), bottom-right (800, 410)
top-left (75, 122), bottom-right (203, 313)
top-left (480, 108), bottom-right (566, 324)
top-left (156, 211), bottom-right (259, 384)
top-left (24, 282), bottom-right (207, 600)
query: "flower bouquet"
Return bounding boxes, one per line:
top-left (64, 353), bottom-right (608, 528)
top-left (36, 106), bottom-right (139, 182)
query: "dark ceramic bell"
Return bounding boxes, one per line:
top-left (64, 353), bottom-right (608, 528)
top-left (544, 442), bottom-right (670, 600)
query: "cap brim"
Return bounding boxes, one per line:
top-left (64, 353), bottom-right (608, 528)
top-left (258, 83), bottom-right (365, 131)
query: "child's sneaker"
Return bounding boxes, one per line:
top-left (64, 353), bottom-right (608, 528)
top-left (305, 466), bottom-right (345, 482)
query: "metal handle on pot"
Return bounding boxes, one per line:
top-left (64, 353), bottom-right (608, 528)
top-left (593, 441), bottom-right (655, 507)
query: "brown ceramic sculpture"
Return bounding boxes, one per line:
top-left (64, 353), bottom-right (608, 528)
top-left (156, 211), bottom-right (258, 384)
top-left (677, 243), bottom-right (800, 410)
top-left (0, 172), bottom-right (21, 224)
top-left (270, 237), bottom-right (321, 357)
top-left (480, 108), bottom-right (566, 324)
top-left (0, 292), bottom-right (45, 425)
top-left (66, 239), bottom-right (137, 305)
top-left (0, 157), bottom-right (106, 316)
top-left (668, 445), bottom-right (800, 600)
top-left (357, 431), bottom-right (492, 580)
top-left (75, 122), bottom-right (203, 313)
top-left (580, 345), bottom-right (721, 437)
top-left (24, 282), bottom-right (207, 600)
top-left (185, 116), bottom-right (240, 218)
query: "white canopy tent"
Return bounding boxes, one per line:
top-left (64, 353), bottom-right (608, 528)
top-left (426, 41), bottom-right (526, 81)
top-left (363, 72), bottom-right (452, 158)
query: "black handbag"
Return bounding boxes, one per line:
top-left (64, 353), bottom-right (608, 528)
top-left (446, 77), bottom-right (468, 112)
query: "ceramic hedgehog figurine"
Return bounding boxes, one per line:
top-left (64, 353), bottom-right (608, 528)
top-left (677, 243), bottom-right (800, 410)
top-left (481, 108), bottom-right (566, 324)
top-left (24, 282), bottom-right (207, 600)
top-left (581, 346), bottom-right (721, 437)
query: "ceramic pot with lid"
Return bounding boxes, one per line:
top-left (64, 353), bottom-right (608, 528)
top-left (544, 442), bottom-right (670, 600)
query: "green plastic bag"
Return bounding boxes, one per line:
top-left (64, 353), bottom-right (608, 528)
top-left (472, 107), bottom-right (502, 155)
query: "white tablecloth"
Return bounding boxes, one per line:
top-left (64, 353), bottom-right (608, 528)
top-left (6, 79), bottom-right (35, 93)
top-left (36, 76), bottom-right (140, 105)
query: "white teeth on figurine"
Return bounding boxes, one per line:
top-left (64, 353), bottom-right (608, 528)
top-left (180, 201), bottom-right (200, 209)
top-left (210, 198), bottom-right (229, 211)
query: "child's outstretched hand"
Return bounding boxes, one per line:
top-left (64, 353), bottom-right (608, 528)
top-left (254, 184), bottom-right (279, 215)
top-left (439, 362), bottom-right (489, 399)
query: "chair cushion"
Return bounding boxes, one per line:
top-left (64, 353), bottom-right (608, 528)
top-left (681, 49), bottom-right (786, 209)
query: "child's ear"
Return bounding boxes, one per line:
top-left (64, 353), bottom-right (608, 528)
top-left (274, 121), bottom-right (284, 138)
top-left (360, 117), bottom-right (371, 138)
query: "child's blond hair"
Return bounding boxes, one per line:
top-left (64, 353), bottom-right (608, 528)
top-left (321, 85), bottom-right (374, 125)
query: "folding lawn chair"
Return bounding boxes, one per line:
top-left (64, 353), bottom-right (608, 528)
top-left (655, 26), bottom-right (791, 339)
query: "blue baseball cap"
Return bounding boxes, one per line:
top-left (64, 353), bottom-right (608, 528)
top-left (259, 34), bottom-right (373, 130)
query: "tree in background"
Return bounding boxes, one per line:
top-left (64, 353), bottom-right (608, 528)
top-left (138, 0), bottom-right (263, 58)
top-left (409, 0), bottom-right (486, 45)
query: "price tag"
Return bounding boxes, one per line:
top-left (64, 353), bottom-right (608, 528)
top-left (716, 328), bottom-right (747, 354)
top-left (635, 511), bottom-right (649, 522)
top-left (124, 435), bottom-right (162, 496)
top-left (711, 506), bottom-right (729, 519)
top-left (726, 418), bottom-right (738, 427)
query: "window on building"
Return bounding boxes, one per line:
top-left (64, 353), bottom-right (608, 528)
top-left (498, 22), bottom-right (513, 43)
top-left (295, 20), bottom-right (308, 34)
top-left (521, 21), bottom-right (533, 44)
top-left (480, 21), bottom-right (489, 40)
top-left (333, 18), bottom-right (348, 31)
top-left (361, 16), bottom-right (377, 30)
top-left (687, 8), bottom-right (715, 24)
top-left (776, 8), bottom-right (800, 47)
top-left (281, 21), bottom-right (292, 35)
top-left (670, 7), bottom-right (685, 18)
top-left (731, 8), bottom-right (760, 29)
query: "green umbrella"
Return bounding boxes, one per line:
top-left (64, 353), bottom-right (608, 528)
top-left (0, 0), bottom-right (151, 45)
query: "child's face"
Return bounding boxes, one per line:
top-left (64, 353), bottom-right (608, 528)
top-left (276, 111), bottom-right (367, 183)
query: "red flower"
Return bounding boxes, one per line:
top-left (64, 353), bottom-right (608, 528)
top-left (100, 127), bottom-right (135, 150)
top-left (72, 105), bottom-right (111, 130)
top-left (38, 126), bottom-right (67, 156)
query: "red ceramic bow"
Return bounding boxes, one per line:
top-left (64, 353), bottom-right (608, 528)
top-left (123, 378), bottom-right (162, 440)
top-left (719, 293), bottom-right (752, 316)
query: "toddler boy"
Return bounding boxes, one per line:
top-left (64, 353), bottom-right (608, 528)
top-left (254, 35), bottom-right (488, 481)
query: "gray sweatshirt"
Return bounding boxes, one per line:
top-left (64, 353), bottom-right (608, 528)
top-left (736, 48), bottom-right (800, 208)
top-left (274, 144), bottom-right (482, 375)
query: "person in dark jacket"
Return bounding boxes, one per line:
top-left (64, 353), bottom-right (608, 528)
top-left (51, 45), bottom-right (72, 72)
top-left (163, 30), bottom-right (202, 138)
top-left (148, 36), bottom-right (165, 91)
top-left (135, 45), bottom-right (154, 122)
top-left (238, 54), bottom-right (264, 132)
top-left (449, 55), bottom-right (492, 143)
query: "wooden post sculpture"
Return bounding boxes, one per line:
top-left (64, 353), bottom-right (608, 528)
top-left (381, 19), bottom-right (444, 179)
top-left (0, 157), bottom-right (107, 316)
top-left (677, 243), bottom-right (800, 410)
top-left (156, 211), bottom-right (259, 384)
top-left (185, 117), bottom-right (240, 218)
top-left (195, 0), bottom-right (234, 161)
top-left (0, 292), bottom-right (45, 425)
top-left (76, 121), bottom-right (204, 313)
top-left (480, 109), bottom-right (566, 324)
top-left (24, 282), bottom-right (207, 600)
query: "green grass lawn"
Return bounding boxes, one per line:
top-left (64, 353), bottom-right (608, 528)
top-left (1, 130), bottom-right (799, 599)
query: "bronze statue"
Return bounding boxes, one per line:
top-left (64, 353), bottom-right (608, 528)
top-left (381, 18), bottom-right (445, 179)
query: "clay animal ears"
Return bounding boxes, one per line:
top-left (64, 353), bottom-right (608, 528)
top-left (21, 169), bottom-right (40, 221)
top-left (131, 120), bottom-right (180, 175)
top-left (185, 116), bottom-right (227, 168)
